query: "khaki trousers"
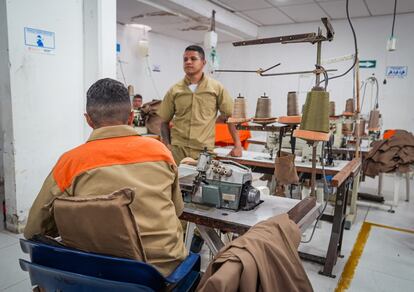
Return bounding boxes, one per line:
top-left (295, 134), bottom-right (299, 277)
top-left (171, 145), bottom-right (203, 165)
top-left (171, 145), bottom-right (203, 239)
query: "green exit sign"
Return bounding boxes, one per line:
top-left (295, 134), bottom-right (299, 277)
top-left (359, 60), bottom-right (376, 68)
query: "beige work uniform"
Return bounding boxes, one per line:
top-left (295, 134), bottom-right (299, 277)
top-left (158, 74), bottom-right (233, 164)
top-left (24, 125), bottom-right (187, 276)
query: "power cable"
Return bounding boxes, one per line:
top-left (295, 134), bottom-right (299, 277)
top-left (145, 56), bottom-right (161, 99)
top-left (301, 142), bottom-right (331, 244)
top-left (321, 0), bottom-right (358, 83)
top-left (391, 0), bottom-right (398, 37)
top-left (117, 56), bottom-right (127, 86)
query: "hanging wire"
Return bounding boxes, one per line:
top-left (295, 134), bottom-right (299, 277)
top-left (373, 77), bottom-right (379, 109)
top-left (391, 0), bottom-right (398, 37)
top-left (117, 56), bottom-right (127, 86)
top-left (361, 76), bottom-right (379, 112)
top-left (384, 0), bottom-right (398, 86)
top-left (321, 0), bottom-right (358, 83)
top-left (145, 56), bottom-right (161, 99)
top-left (316, 64), bottom-right (328, 90)
top-left (360, 80), bottom-right (368, 112)
top-left (301, 142), bottom-right (331, 244)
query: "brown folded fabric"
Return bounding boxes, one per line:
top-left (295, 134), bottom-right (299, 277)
top-left (141, 100), bottom-right (163, 135)
top-left (375, 147), bottom-right (400, 164)
top-left (388, 130), bottom-right (414, 148)
top-left (365, 140), bottom-right (385, 160)
top-left (363, 160), bottom-right (380, 178)
top-left (398, 164), bottom-right (411, 173)
top-left (363, 130), bottom-right (414, 178)
top-left (400, 147), bottom-right (414, 164)
top-left (197, 214), bottom-right (313, 292)
top-left (274, 151), bottom-right (299, 185)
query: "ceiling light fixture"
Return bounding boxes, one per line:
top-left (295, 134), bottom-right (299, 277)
top-left (126, 23), bottom-right (152, 31)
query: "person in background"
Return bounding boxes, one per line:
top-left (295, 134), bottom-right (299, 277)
top-left (132, 94), bottom-right (143, 110)
top-left (24, 78), bottom-right (187, 276)
top-left (132, 94), bottom-right (143, 127)
top-left (158, 45), bottom-right (243, 253)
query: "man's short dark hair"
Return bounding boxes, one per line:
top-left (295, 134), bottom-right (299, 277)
top-left (86, 78), bottom-right (131, 127)
top-left (133, 94), bottom-right (142, 100)
top-left (185, 45), bottom-right (205, 60)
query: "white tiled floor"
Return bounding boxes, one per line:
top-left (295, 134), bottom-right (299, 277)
top-left (0, 226), bottom-right (31, 291)
top-left (349, 226), bottom-right (414, 291)
top-left (1, 183), bottom-right (413, 291)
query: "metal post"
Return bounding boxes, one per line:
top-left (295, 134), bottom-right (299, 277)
top-left (406, 172), bottom-right (410, 202)
top-left (315, 28), bottom-right (322, 86)
top-left (347, 59), bottom-right (361, 228)
top-left (311, 142), bottom-right (317, 197)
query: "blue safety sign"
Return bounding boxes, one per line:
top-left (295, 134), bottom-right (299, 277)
top-left (24, 27), bottom-right (55, 54)
top-left (386, 66), bottom-right (408, 78)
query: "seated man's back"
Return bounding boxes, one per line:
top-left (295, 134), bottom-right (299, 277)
top-left (24, 78), bottom-right (187, 276)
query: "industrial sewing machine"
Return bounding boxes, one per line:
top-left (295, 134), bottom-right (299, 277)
top-left (264, 131), bottom-right (305, 158)
top-left (181, 150), bottom-right (261, 211)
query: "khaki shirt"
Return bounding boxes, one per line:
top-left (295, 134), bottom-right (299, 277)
top-left (24, 125), bottom-right (187, 276)
top-left (158, 74), bottom-right (233, 150)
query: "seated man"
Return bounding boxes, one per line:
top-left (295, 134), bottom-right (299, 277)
top-left (24, 78), bottom-right (187, 276)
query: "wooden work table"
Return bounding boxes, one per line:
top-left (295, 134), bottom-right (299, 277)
top-left (208, 147), bottom-right (361, 277)
top-left (214, 147), bottom-right (349, 176)
top-left (178, 165), bottom-right (320, 256)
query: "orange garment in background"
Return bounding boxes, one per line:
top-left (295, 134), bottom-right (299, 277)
top-left (215, 123), bottom-right (251, 150)
top-left (383, 129), bottom-right (396, 140)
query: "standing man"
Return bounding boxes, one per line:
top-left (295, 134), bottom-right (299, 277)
top-left (158, 45), bottom-right (242, 165)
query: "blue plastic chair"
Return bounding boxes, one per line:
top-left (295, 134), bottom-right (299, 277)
top-left (19, 259), bottom-right (153, 292)
top-left (20, 238), bottom-right (200, 292)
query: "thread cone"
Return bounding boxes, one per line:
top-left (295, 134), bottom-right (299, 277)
top-left (300, 87), bottom-right (330, 133)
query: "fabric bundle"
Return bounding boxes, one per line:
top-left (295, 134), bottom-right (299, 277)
top-left (275, 151), bottom-right (300, 185)
top-left (141, 99), bottom-right (162, 135)
top-left (197, 214), bottom-right (313, 292)
top-left (363, 130), bottom-right (414, 177)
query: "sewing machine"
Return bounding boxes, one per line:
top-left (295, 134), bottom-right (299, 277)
top-left (181, 150), bottom-right (261, 211)
top-left (264, 131), bottom-right (305, 158)
top-left (330, 117), bottom-right (344, 148)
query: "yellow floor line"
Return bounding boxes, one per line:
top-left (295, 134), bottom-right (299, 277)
top-left (335, 222), bottom-right (414, 292)
top-left (366, 221), bottom-right (414, 234)
top-left (335, 222), bottom-right (372, 292)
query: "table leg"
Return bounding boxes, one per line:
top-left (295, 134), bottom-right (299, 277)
top-left (319, 179), bottom-right (351, 277)
top-left (346, 172), bottom-right (360, 230)
top-left (185, 222), bottom-right (195, 251)
top-left (197, 225), bottom-right (225, 256)
top-left (299, 178), bottom-right (351, 278)
top-left (378, 172), bottom-right (383, 196)
top-left (405, 172), bottom-right (410, 202)
top-left (389, 173), bottom-right (400, 213)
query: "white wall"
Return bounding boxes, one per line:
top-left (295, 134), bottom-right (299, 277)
top-left (216, 13), bottom-right (414, 194)
top-left (1, 0), bottom-right (85, 231)
top-left (216, 14), bottom-right (414, 133)
top-left (83, 0), bottom-right (117, 139)
top-left (116, 24), bottom-right (191, 101)
top-left (0, 0), bottom-right (116, 232)
top-left (0, 0), bottom-right (11, 220)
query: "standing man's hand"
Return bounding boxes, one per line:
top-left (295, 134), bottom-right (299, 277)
top-left (160, 121), bottom-right (172, 151)
top-left (229, 145), bottom-right (243, 157)
top-left (227, 123), bottom-right (243, 157)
